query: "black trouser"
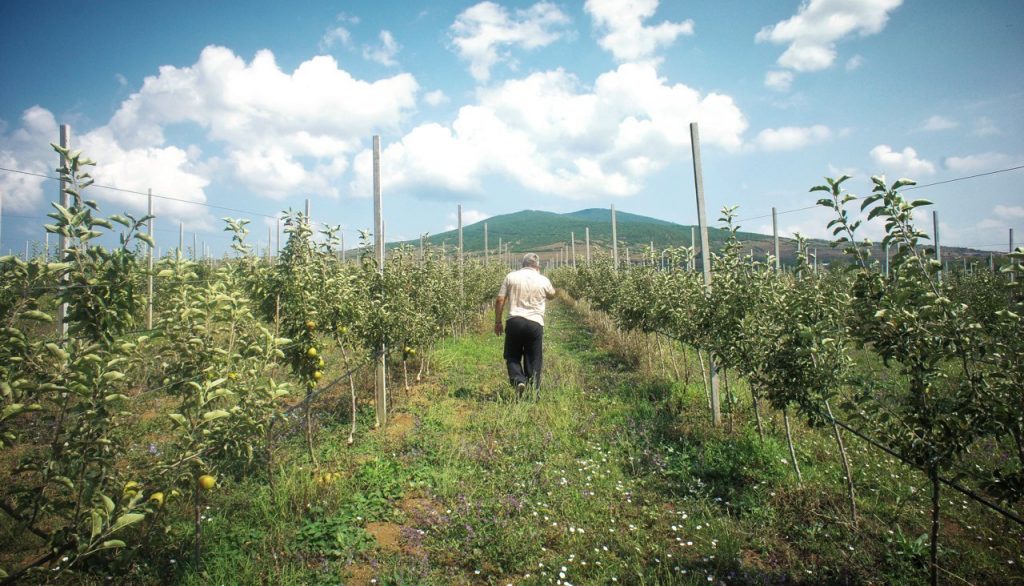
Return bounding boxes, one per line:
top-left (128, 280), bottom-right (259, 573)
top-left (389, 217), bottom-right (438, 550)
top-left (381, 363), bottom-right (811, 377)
top-left (504, 316), bottom-right (544, 390)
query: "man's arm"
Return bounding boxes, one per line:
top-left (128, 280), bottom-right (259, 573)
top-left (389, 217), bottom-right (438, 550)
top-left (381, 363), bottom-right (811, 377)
top-left (494, 295), bottom-right (506, 336)
top-left (545, 287), bottom-right (556, 300)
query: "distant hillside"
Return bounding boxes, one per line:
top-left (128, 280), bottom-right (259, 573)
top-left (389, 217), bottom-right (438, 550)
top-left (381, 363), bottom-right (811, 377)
top-left (388, 208), bottom-right (994, 267)
top-left (395, 208), bottom-right (768, 256)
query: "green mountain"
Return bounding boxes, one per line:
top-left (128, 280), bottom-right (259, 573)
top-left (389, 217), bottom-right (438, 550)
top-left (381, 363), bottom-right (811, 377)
top-left (398, 208), bottom-right (769, 257)
top-left (389, 208), bottom-right (994, 267)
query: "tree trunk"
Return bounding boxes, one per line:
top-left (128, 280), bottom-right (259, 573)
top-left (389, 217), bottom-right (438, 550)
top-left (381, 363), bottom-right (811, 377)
top-left (751, 385), bottom-right (764, 444)
top-left (697, 349), bottom-right (711, 412)
top-left (724, 368), bottom-right (734, 433)
top-left (783, 407), bottom-right (802, 485)
top-left (193, 482), bottom-right (202, 571)
top-left (929, 465), bottom-right (940, 586)
top-left (304, 391), bottom-right (318, 468)
top-left (825, 399), bottom-right (856, 525)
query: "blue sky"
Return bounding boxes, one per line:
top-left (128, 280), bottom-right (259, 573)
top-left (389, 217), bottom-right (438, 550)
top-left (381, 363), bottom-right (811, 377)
top-left (1, 0), bottom-right (1021, 256)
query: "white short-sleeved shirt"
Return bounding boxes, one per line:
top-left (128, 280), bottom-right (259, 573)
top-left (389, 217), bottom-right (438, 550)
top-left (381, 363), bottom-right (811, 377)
top-left (498, 268), bottom-right (556, 326)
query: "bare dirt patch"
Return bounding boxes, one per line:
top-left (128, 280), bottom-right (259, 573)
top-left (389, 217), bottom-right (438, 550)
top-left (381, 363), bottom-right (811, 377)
top-left (384, 412), bottom-right (416, 442)
top-left (366, 521), bottom-right (402, 554)
top-left (345, 561), bottom-right (376, 586)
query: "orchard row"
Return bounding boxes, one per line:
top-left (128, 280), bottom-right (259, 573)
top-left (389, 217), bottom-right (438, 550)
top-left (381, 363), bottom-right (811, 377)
top-left (553, 175), bottom-right (1023, 585)
top-left (0, 147), bottom-right (504, 581)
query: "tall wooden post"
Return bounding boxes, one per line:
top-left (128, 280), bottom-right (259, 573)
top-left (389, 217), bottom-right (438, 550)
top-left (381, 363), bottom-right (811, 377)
top-left (585, 227), bottom-right (591, 263)
top-left (571, 232), bottom-right (577, 267)
top-left (146, 189), bottom-right (154, 330)
top-left (932, 211), bottom-right (942, 285)
top-left (772, 207), bottom-right (780, 272)
top-left (56, 124), bottom-right (71, 339)
top-left (611, 204), bottom-right (618, 270)
top-left (373, 136), bottom-right (387, 427)
top-left (1011, 228), bottom-right (1016, 283)
top-left (690, 122), bottom-right (720, 426)
top-left (457, 204), bottom-right (464, 299)
top-left (178, 222), bottom-right (183, 259)
top-left (484, 222), bottom-right (489, 264)
top-left (690, 226), bottom-right (696, 272)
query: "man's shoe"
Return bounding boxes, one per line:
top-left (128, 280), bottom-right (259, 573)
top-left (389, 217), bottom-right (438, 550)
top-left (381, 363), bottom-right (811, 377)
top-left (516, 382), bottom-right (527, 399)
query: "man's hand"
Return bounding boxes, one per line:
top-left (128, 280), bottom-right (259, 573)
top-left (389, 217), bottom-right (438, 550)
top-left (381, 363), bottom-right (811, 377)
top-left (494, 295), bottom-right (506, 336)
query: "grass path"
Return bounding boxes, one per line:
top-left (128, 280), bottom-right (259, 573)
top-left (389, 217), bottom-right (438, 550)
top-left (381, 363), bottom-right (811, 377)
top-left (182, 298), bottom-right (1021, 586)
top-left (330, 299), bottom-right (758, 585)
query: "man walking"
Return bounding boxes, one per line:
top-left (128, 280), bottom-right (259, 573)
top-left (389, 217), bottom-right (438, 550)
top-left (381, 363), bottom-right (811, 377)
top-left (495, 253), bottom-right (556, 397)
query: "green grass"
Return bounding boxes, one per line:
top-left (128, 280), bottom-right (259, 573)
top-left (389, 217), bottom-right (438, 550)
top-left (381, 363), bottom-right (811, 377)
top-left (22, 298), bottom-right (1023, 585)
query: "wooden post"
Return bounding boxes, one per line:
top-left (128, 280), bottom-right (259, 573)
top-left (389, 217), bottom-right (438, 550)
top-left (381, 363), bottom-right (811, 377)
top-left (1011, 228), bottom-right (1016, 283)
top-left (484, 222), bottom-right (489, 264)
top-left (178, 222), bottom-right (183, 259)
top-left (146, 189), bottom-right (154, 330)
top-left (571, 232), bottom-right (577, 267)
top-left (373, 135), bottom-right (387, 428)
top-left (458, 204), bottom-right (464, 299)
top-left (772, 207), bottom-right (780, 272)
top-left (933, 211), bottom-right (942, 285)
top-left (883, 242), bottom-right (890, 278)
top-left (585, 227), bottom-right (591, 263)
top-left (611, 204), bottom-right (618, 270)
top-left (690, 226), bottom-right (696, 272)
top-left (276, 217), bottom-right (281, 258)
top-left (56, 124), bottom-right (71, 339)
top-left (690, 122), bottom-right (720, 426)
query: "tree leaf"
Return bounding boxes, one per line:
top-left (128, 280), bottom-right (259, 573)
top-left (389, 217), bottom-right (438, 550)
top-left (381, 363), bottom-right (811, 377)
top-left (202, 409), bottom-right (230, 422)
top-left (110, 513), bottom-right (145, 533)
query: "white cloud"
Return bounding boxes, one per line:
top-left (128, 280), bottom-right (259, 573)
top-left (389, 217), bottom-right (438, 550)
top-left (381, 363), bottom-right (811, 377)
top-left (424, 90), bottom-right (449, 106)
top-left (869, 144), bottom-right (936, 178)
top-left (319, 27), bottom-right (353, 51)
top-left (756, 0), bottom-right (903, 72)
top-left (0, 105), bottom-right (214, 228)
top-left (845, 54), bottom-right (864, 70)
top-left (920, 115), bottom-right (957, 132)
top-left (107, 45), bottom-right (418, 198)
top-left (363, 30), bottom-right (401, 66)
top-left (584, 0), bottom-right (694, 61)
top-left (0, 106), bottom-right (58, 212)
top-left (764, 70), bottom-right (794, 92)
top-left (973, 116), bottom-right (1001, 136)
top-left (994, 204), bottom-right (1024, 220)
top-left (78, 126), bottom-right (215, 228)
top-left (450, 1), bottom-right (571, 82)
top-left (754, 124), bottom-right (831, 151)
top-left (943, 152), bottom-right (1015, 173)
top-left (350, 62), bottom-right (747, 200)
